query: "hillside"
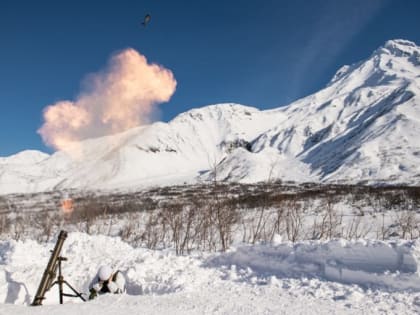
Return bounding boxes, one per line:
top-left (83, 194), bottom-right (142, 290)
top-left (1, 39), bottom-right (420, 195)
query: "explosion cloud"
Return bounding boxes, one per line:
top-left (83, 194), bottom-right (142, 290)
top-left (38, 48), bottom-right (177, 151)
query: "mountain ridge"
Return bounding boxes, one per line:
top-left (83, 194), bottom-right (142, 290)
top-left (1, 39), bottom-right (420, 194)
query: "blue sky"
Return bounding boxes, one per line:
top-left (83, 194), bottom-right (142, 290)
top-left (1, 0), bottom-right (420, 156)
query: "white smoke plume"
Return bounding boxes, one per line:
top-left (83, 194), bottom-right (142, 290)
top-left (38, 48), bottom-right (177, 151)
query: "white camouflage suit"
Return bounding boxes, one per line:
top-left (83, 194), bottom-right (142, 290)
top-left (89, 266), bottom-right (126, 298)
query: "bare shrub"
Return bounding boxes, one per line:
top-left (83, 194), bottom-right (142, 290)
top-left (310, 214), bottom-right (327, 240)
top-left (11, 216), bottom-right (25, 240)
top-left (266, 196), bottom-right (289, 242)
top-left (251, 205), bottom-right (267, 244)
top-left (141, 211), bottom-right (164, 249)
top-left (311, 196), bottom-right (343, 240)
top-left (395, 210), bottom-right (419, 239)
top-left (344, 215), bottom-right (371, 239)
top-left (325, 197), bottom-right (343, 239)
top-left (119, 213), bottom-right (138, 242)
top-left (409, 187), bottom-right (420, 208)
top-left (0, 214), bottom-right (11, 235)
top-left (284, 198), bottom-right (303, 242)
top-left (211, 199), bottom-right (239, 251)
top-left (250, 185), bottom-right (272, 244)
top-left (163, 204), bottom-right (181, 254)
top-left (33, 211), bottom-right (62, 242)
top-left (200, 204), bottom-right (219, 251)
top-left (161, 204), bottom-right (188, 255)
top-left (3, 183), bottom-right (419, 248)
top-left (376, 212), bottom-right (391, 240)
top-left (70, 199), bottom-right (107, 234)
top-left (155, 197), bottom-right (239, 254)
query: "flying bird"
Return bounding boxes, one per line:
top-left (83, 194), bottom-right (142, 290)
top-left (142, 14), bottom-right (151, 27)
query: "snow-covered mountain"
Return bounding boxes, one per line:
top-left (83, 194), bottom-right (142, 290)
top-left (1, 39), bottom-right (420, 194)
top-left (217, 39), bottom-right (420, 184)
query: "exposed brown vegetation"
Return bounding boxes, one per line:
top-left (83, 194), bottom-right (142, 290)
top-left (1, 183), bottom-right (419, 253)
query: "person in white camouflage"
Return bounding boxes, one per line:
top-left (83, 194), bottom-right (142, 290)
top-left (89, 265), bottom-right (126, 300)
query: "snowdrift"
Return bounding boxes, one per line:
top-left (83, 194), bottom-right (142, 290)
top-left (207, 239), bottom-right (420, 292)
top-left (1, 233), bottom-right (420, 306)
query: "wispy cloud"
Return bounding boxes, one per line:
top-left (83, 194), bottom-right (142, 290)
top-left (290, 0), bottom-right (389, 99)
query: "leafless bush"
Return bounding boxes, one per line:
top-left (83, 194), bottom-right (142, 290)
top-left (11, 216), bottom-right (26, 240)
top-left (0, 214), bottom-right (11, 235)
top-left (376, 212), bottom-right (391, 240)
top-left (161, 204), bottom-right (184, 254)
top-left (284, 198), bottom-right (303, 242)
top-left (159, 204), bottom-right (202, 254)
top-left (269, 205), bottom-right (286, 242)
top-left (409, 187), bottom-right (420, 208)
top-left (251, 203), bottom-right (270, 244)
top-left (152, 197), bottom-right (239, 254)
top-left (197, 211), bottom-right (213, 250)
top-left (2, 183), bottom-right (419, 247)
top-left (325, 197), bottom-right (343, 239)
top-left (211, 199), bottom-right (239, 251)
top-left (395, 210), bottom-right (419, 239)
top-left (344, 215), bottom-right (371, 239)
top-left (33, 211), bottom-right (62, 242)
top-left (310, 216), bottom-right (326, 240)
top-left (119, 213), bottom-right (138, 242)
top-left (141, 211), bottom-right (164, 249)
top-left (70, 199), bottom-right (107, 234)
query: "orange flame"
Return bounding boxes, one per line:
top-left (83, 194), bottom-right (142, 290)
top-left (61, 198), bottom-right (74, 218)
top-left (38, 48), bottom-right (177, 153)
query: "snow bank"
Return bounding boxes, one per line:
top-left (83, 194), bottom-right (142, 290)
top-left (1, 233), bottom-right (420, 308)
top-left (0, 233), bottom-right (211, 305)
top-left (207, 239), bottom-right (420, 292)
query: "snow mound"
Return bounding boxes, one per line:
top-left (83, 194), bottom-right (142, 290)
top-left (1, 233), bottom-right (420, 309)
top-left (206, 240), bottom-right (420, 292)
top-left (0, 233), bottom-right (211, 305)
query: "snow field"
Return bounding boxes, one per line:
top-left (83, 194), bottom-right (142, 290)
top-left (1, 233), bottom-right (420, 314)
